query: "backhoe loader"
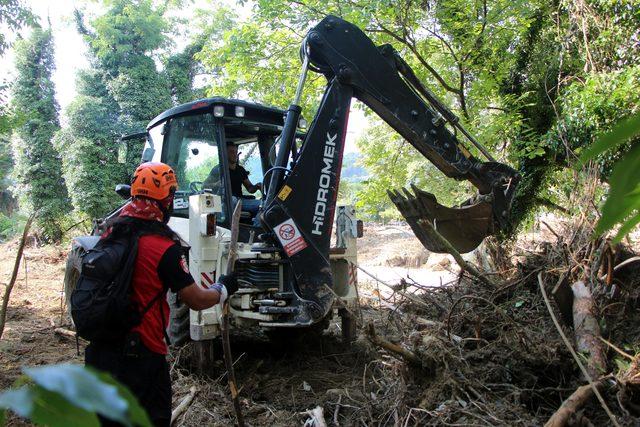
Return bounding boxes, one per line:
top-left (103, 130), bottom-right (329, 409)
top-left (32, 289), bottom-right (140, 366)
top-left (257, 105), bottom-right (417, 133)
top-left (64, 15), bottom-right (519, 363)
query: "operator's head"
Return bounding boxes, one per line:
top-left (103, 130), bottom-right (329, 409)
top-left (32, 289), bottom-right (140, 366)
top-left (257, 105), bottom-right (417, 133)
top-left (227, 142), bottom-right (238, 166)
top-left (130, 162), bottom-right (178, 221)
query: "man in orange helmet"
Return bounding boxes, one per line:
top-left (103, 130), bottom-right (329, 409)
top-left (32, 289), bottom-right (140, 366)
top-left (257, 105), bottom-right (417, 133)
top-left (84, 162), bottom-right (238, 427)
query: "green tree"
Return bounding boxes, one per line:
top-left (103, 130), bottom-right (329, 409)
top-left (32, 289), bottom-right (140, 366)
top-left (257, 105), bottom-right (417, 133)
top-left (0, 0), bottom-right (34, 133)
top-left (0, 0), bottom-right (34, 56)
top-left (10, 27), bottom-right (69, 240)
top-left (58, 0), bottom-right (203, 219)
top-left (0, 1), bottom-right (35, 217)
top-left (164, 38), bottom-right (206, 104)
top-left (54, 70), bottom-right (126, 219)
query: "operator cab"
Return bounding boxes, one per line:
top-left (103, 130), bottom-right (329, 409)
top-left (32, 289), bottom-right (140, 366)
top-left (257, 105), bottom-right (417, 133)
top-left (142, 98), bottom-right (302, 235)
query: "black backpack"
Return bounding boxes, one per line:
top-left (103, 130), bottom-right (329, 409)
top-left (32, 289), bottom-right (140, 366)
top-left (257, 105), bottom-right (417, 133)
top-left (70, 233), bottom-right (165, 343)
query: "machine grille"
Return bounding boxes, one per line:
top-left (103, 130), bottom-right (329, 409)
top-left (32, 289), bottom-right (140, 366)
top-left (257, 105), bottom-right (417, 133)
top-left (235, 260), bottom-right (280, 288)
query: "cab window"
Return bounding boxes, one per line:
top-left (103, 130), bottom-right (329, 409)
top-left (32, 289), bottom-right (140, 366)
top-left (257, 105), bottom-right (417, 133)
top-left (161, 113), bottom-right (226, 219)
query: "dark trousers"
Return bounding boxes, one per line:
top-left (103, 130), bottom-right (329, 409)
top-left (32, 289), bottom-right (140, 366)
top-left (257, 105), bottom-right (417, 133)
top-left (85, 338), bottom-right (171, 427)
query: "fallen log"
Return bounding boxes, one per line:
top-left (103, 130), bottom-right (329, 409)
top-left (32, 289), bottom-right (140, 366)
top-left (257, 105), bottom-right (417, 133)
top-left (366, 323), bottom-right (422, 366)
top-left (544, 380), bottom-right (604, 427)
top-left (171, 385), bottom-right (198, 425)
top-left (571, 281), bottom-right (606, 380)
top-left (54, 327), bottom-right (76, 338)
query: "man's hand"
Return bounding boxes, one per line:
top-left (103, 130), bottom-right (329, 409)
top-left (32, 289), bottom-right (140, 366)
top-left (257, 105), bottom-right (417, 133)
top-left (218, 273), bottom-right (239, 295)
top-left (178, 272), bottom-right (239, 310)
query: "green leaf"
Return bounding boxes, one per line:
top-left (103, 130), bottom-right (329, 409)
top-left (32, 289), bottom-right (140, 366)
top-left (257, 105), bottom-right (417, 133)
top-left (595, 143), bottom-right (640, 234)
top-left (614, 212), bottom-right (640, 242)
top-left (23, 364), bottom-right (130, 426)
top-left (514, 301), bottom-right (524, 308)
top-left (580, 111), bottom-right (640, 163)
top-left (0, 386), bottom-right (34, 418)
top-left (0, 408), bottom-right (5, 426)
top-left (91, 370), bottom-right (152, 427)
top-left (614, 357), bottom-right (631, 373)
top-left (29, 386), bottom-right (99, 427)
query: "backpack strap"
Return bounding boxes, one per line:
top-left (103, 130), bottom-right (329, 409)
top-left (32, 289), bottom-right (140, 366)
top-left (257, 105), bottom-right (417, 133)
top-left (134, 231), bottom-right (173, 346)
top-left (139, 289), bottom-right (172, 346)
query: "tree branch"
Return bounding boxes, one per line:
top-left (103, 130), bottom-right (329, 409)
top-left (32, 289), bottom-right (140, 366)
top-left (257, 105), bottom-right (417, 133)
top-left (0, 214), bottom-right (34, 340)
top-left (372, 19), bottom-right (461, 95)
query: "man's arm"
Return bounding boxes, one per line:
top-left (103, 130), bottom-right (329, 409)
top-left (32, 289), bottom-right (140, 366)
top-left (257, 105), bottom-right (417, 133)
top-left (178, 284), bottom-right (222, 311)
top-left (158, 244), bottom-right (238, 311)
top-left (242, 178), bottom-right (262, 194)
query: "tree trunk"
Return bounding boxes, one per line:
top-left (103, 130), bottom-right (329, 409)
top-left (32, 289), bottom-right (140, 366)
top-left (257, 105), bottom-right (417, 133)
top-left (571, 281), bottom-right (606, 380)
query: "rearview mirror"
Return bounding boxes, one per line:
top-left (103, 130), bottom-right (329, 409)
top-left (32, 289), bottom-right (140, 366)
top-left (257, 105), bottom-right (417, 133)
top-left (115, 184), bottom-right (131, 199)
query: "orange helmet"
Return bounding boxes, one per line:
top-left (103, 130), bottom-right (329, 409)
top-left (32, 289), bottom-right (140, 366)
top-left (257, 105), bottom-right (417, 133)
top-left (131, 162), bottom-right (178, 201)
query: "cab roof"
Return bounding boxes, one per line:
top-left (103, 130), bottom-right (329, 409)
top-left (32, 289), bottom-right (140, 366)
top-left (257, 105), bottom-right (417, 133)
top-left (146, 97), bottom-right (287, 130)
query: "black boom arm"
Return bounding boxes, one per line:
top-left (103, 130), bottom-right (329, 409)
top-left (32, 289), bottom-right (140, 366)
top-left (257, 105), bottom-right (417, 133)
top-left (261, 15), bottom-right (519, 324)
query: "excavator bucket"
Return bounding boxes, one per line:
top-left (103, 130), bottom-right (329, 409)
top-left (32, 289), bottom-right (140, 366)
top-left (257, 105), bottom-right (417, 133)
top-left (388, 185), bottom-right (495, 254)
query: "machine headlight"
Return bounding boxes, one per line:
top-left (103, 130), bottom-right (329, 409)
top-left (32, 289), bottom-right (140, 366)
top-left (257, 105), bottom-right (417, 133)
top-left (213, 105), bottom-right (225, 117)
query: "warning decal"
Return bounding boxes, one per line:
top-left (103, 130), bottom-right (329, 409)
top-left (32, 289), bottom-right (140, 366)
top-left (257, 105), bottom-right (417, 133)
top-left (274, 218), bottom-right (308, 256)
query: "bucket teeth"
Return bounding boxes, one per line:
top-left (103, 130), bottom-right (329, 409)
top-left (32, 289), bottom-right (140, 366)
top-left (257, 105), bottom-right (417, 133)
top-left (389, 186), bottom-right (494, 254)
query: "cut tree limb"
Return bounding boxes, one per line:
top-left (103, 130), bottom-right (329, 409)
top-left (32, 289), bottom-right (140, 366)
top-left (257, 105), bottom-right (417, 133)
top-left (0, 214), bottom-right (34, 340)
top-left (544, 380), bottom-right (604, 427)
top-left (538, 273), bottom-right (620, 427)
top-left (171, 386), bottom-right (198, 425)
top-left (571, 281), bottom-right (606, 380)
top-left (366, 323), bottom-right (423, 367)
top-left (54, 327), bottom-right (77, 338)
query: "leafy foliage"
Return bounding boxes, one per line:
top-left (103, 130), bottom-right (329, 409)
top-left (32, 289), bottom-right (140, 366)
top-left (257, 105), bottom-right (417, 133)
top-left (0, 0), bottom-right (34, 55)
top-left (0, 212), bottom-right (25, 241)
top-left (0, 364), bottom-right (151, 427)
top-left (10, 27), bottom-right (69, 241)
top-left (193, 0), bottom-right (640, 231)
top-left (580, 111), bottom-right (640, 240)
top-left (0, 0), bottom-right (34, 172)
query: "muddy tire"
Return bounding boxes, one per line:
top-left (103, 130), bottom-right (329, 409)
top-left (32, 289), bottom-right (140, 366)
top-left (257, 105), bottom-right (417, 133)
top-left (63, 246), bottom-right (85, 325)
top-left (166, 292), bottom-right (190, 346)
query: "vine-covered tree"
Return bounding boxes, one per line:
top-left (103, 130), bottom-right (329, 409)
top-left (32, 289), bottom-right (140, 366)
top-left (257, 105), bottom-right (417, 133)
top-left (53, 70), bottom-right (125, 219)
top-left (0, 1), bottom-right (35, 217)
top-left (57, 0), bottom-right (204, 219)
top-left (11, 26), bottom-right (69, 240)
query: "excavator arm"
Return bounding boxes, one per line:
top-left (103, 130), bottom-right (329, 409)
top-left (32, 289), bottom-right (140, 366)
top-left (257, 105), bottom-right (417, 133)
top-left (260, 15), bottom-right (519, 324)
